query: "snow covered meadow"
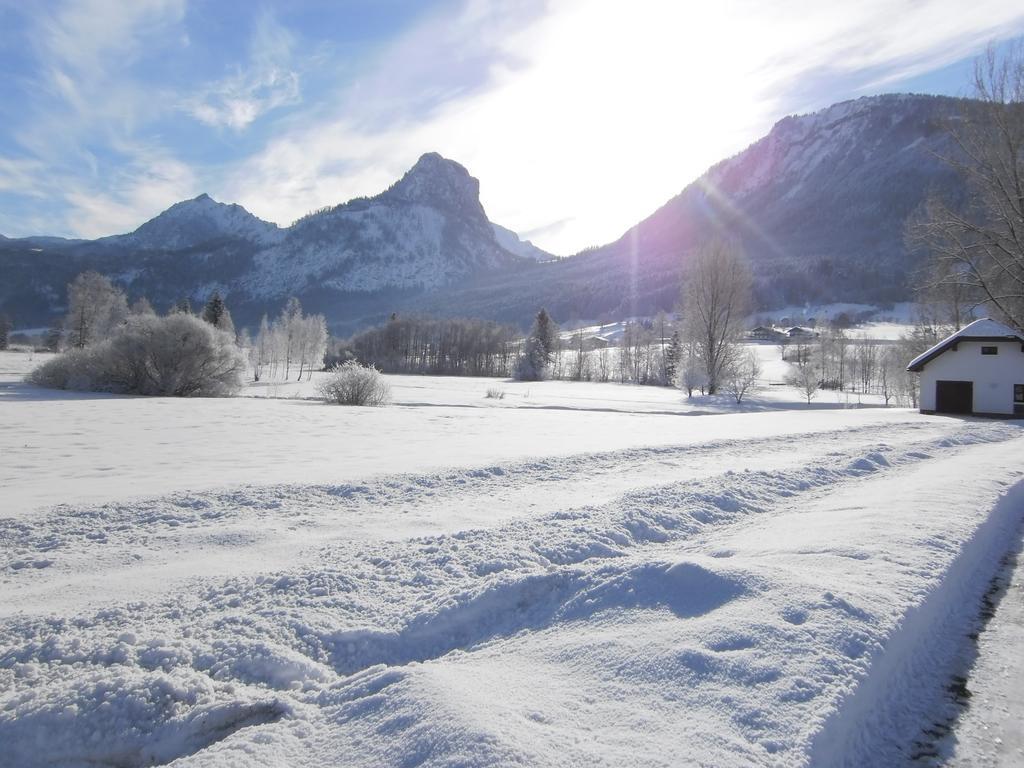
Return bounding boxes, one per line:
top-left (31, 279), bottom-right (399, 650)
top-left (2, 349), bottom-right (1023, 766)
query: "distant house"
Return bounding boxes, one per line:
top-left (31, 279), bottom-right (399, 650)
top-left (786, 326), bottom-right (818, 340)
top-left (748, 326), bottom-right (783, 342)
top-left (906, 318), bottom-right (1024, 417)
top-left (583, 336), bottom-right (610, 350)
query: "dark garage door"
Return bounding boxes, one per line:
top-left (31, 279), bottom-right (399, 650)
top-left (936, 380), bottom-right (973, 414)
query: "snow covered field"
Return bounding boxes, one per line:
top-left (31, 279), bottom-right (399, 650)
top-left (2, 350), bottom-right (1023, 766)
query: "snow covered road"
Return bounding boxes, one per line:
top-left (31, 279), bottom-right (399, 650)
top-left (2, 381), bottom-right (1023, 766)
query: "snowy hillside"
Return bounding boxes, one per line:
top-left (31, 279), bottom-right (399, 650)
top-left (116, 193), bottom-right (285, 250)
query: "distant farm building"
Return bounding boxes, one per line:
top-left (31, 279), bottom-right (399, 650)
top-left (748, 326), bottom-right (784, 342)
top-left (583, 336), bottom-right (610, 350)
top-left (786, 326), bottom-right (818, 340)
top-left (906, 318), bottom-right (1024, 417)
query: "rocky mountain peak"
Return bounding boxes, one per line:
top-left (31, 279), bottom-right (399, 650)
top-left (381, 152), bottom-right (486, 217)
top-left (127, 193), bottom-right (281, 249)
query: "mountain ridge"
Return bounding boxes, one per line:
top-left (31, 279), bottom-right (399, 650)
top-left (0, 152), bottom-right (553, 327)
top-left (0, 93), bottom-right (973, 331)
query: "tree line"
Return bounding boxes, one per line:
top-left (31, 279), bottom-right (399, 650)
top-left (347, 314), bottom-right (520, 377)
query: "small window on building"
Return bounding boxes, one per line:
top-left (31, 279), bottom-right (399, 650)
top-left (981, 346), bottom-right (998, 355)
top-left (1016, 385), bottom-right (1024, 415)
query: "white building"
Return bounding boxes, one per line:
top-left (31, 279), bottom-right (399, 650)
top-left (907, 318), bottom-right (1024, 416)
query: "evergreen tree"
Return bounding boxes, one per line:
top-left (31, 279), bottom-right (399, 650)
top-left (202, 292), bottom-right (226, 327)
top-left (44, 318), bottom-right (63, 352)
top-left (515, 308), bottom-right (559, 380)
top-left (664, 330), bottom-right (682, 384)
top-left (171, 298), bottom-right (193, 315)
top-left (532, 308), bottom-right (558, 366)
top-left (0, 313), bottom-right (10, 350)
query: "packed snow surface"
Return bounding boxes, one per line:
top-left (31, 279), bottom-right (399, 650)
top-left (2, 350), bottom-right (1023, 766)
top-left (943, 529), bottom-right (1024, 766)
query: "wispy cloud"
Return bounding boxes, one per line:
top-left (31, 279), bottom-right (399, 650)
top-left (185, 12), bottom-right (301, 131)
top-left (0, 0), bottom-right (191, 237)
top-left (0, 156), bottom-right (47, 197)
top-left (62, 143), bottom-right (198, 238)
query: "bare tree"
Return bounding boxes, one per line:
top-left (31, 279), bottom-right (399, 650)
top-left (910, 43), bottom-right (1024, 330)
top-left (681, 240), bottom-right (753, 394)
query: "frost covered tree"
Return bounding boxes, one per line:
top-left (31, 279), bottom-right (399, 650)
top-left (681, 240), bottom-right (752, 394)
top-left (878, 346), bottom-right (903, 406)
top-left (722, 349), bottom-right (762, 404)
top-left (678, 336), bottom-right (706, 397)
top-left (282, 297), bottom-right (303, 379)
top-left (170, 298), bottom-right (194, 315)
top-left (250, 300), bottom-right (328, 381)
top-left (569, 329), bottom-right (588, 381)
top-left (44, 318), bottom-right (64, 351)
top-left (65, 271), bottom-right (128, 348)
top-left (786, 361), bottom-right (820, 404)
top-left (250, 315), bottom-right (271, 382)
top-left (130, 297), bottom-right (156, 316)
top-left (295, 314), bottom-right (328, 381)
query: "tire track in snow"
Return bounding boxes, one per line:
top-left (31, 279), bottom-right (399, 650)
top-left (1, 420), bottom-right (1021, 766)
top-left (0, 419), bottom-right (983, 580)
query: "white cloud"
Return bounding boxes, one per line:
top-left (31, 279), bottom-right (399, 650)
top-left (0, 156), bottom-right (47, 197)
top-left (185, 12), bottom-right (301, 131)
top-left (62, 144), bottom-right (199, 238)
top-left (1, 0), bottom-right (193, 237)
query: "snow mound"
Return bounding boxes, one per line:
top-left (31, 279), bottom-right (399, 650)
top-left (0, 668), bottom-right (289, 767)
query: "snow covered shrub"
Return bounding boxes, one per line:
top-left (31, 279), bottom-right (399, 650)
top-left (27, 347), bottom-right (104, 391)
top-left (485, 386), bottom-right (506, 399)
top-left (317, 361), bottom-right (391, 406)
top-left (28, 314), bottom-right (246, 396)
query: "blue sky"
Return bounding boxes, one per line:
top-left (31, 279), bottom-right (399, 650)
top-left (1, 1), bottom-right (1023, 254)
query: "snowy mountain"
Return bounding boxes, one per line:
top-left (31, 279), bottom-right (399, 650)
top-left (491, 223), bottom-right (553, 262)
top-left (0, 95), bottom-right (981, 330)
top-left (0, 153), bottom-right (532, 328)
top-left (586, 93), bottom-right (965, 307)
top-left (243, 153), bottom-right (525, 297)
top-left (411, 93), bottom-right (968, 324)
top-left (114, 193), bottom-right (284, 250)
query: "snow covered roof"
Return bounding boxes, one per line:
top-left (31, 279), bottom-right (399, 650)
top-left (906, 318), bottom-right (1024, 372)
